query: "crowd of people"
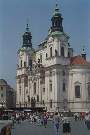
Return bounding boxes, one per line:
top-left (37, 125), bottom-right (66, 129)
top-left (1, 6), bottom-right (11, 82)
top-left (1, 110), bottom-right (90, 135)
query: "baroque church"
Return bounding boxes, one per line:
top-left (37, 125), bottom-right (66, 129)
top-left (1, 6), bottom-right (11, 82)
top-left (16, 4), bottom-right (90, 112)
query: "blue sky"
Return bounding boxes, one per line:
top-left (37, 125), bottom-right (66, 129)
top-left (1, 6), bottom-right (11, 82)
top-left (0, 0), bottom-right (90, 88)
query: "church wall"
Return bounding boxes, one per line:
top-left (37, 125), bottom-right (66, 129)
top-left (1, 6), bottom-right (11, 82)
top-left (68, 67), bottom-right (90, 112)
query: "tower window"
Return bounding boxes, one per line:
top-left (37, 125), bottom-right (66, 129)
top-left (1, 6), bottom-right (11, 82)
top-left (61, 47), bottom-right (64, 57)
top-left (29, 59), bottom-right (32, 66)
top-left (29, 59), bottom-right (32, 70)
top-left (21, 60), bottom-right (22, 67)
top-left (75, 85), bottom-right (80, 98)
top-left (50, 47), bottom-right (52, 57)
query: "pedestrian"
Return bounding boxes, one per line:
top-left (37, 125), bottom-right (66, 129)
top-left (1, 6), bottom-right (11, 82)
top-left (40, 115), bottom-right (44, 126)
top-left (62, 117), bottom-right (71, 135)
top-left (43, 115), bottom-right (47, 128)
top-left (85, 113), bottom-right (90, 130)
top-left (85, 113), bottom-right (88, 125)
top-left (53, 112), bottom-right (60, 135)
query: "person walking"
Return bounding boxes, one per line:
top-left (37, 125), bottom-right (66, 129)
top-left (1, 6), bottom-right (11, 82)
top-left (53, 112), bottom-right (60, 135)
top-left (43, 115), bottom-right (48, 128)
top-left (62, 117), bottom-right (71, 135)
top-left (85, 113), bottom-right (90, 130)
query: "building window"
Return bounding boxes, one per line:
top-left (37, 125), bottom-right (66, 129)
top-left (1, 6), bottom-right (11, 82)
top-left (34, 82), bottom-right (36, 94)
top-left (38, 58), bottom-right (40, 64)
top-left (29, 59), bottom-right (32, 66)
top-left (50, 83), bottom-right (52, 92)
top-left (1, 93), bottom-right (3, 98)
top-left (1, 87), bottom-right (3, 90)
top-left (29, 59), bottom-right (32, 70)
top-left (50, 71), bottom-right (52, 76)
top-left (87, 82), bottom-right (90, 99)
top-left (24, 77), bottom-right (28, 87)
top-left (68, 51), bottom-right (70, 58)
top-left (63, 82), bottom-right (66, 92)
top-left (50, 47), bottom-right (52, 57)
top-left (62, 71), bottom-right (65, 76)
top-left (40, 54), bottom-right (42, 63)
top-left (19, 86), bottom-right (21, 96)
top-left (61, 47), bottom-right (64, 57)
top-left (26, 89), bottom-right (28, 94)
top-left (55, 49), bottom-right (58, 56)
top-left (50, 100), bottom-right (52, 108)
top-left (42, 100), bottom-right (45, 105)
top-left (37, 95), bottom-right (39, 102)
top-left (43, 88), bottom-right (45, 93)
top-left (46, 53), bottom-right (47, 58)
top-left (21, 60), bottom-right (22, 67)
top-left (19, 79), bottom-right (21, 84)
top-left (24, 62), bottom-right (26, 67)
top-left (75, 85), bottom-right (80, 98)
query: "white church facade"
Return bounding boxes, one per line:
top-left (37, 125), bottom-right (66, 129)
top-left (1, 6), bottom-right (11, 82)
top-left (16, 5), bottom-right (90, 112)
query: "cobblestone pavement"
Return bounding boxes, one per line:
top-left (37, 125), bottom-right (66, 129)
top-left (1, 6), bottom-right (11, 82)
top-left (12, 119), bottom-right (90, 135)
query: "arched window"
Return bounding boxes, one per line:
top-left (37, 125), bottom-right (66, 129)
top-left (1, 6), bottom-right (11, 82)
top-left (50, 47), bottom-right (52, 57)
top-left (75, 85), bottom-right (80, 98)
top-left (61, 47), bottom-right (64, 57)
top-left (21, 60), bottom-right (22, 67)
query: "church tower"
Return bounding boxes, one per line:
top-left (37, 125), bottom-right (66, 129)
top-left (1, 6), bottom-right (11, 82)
top-left (22, 23), bottom-right (32, 48)
top-left (16, 23), bottom-right (34, 107)
top-left (51, 4), bottom-right (63, 32)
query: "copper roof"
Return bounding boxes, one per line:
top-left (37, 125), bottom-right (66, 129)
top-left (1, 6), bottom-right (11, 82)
top-left (70, 55), bottom-right (90, 65)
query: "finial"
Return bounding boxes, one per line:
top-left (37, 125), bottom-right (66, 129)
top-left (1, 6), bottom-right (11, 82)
top-left (56, 3), bottom-right (58, 8)
top-left (55, 0), bottom-right (59, 8)
top-left (26, 18), bottom-right (29, 31)
top-left (54, 0), bottom-right (59, 13)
